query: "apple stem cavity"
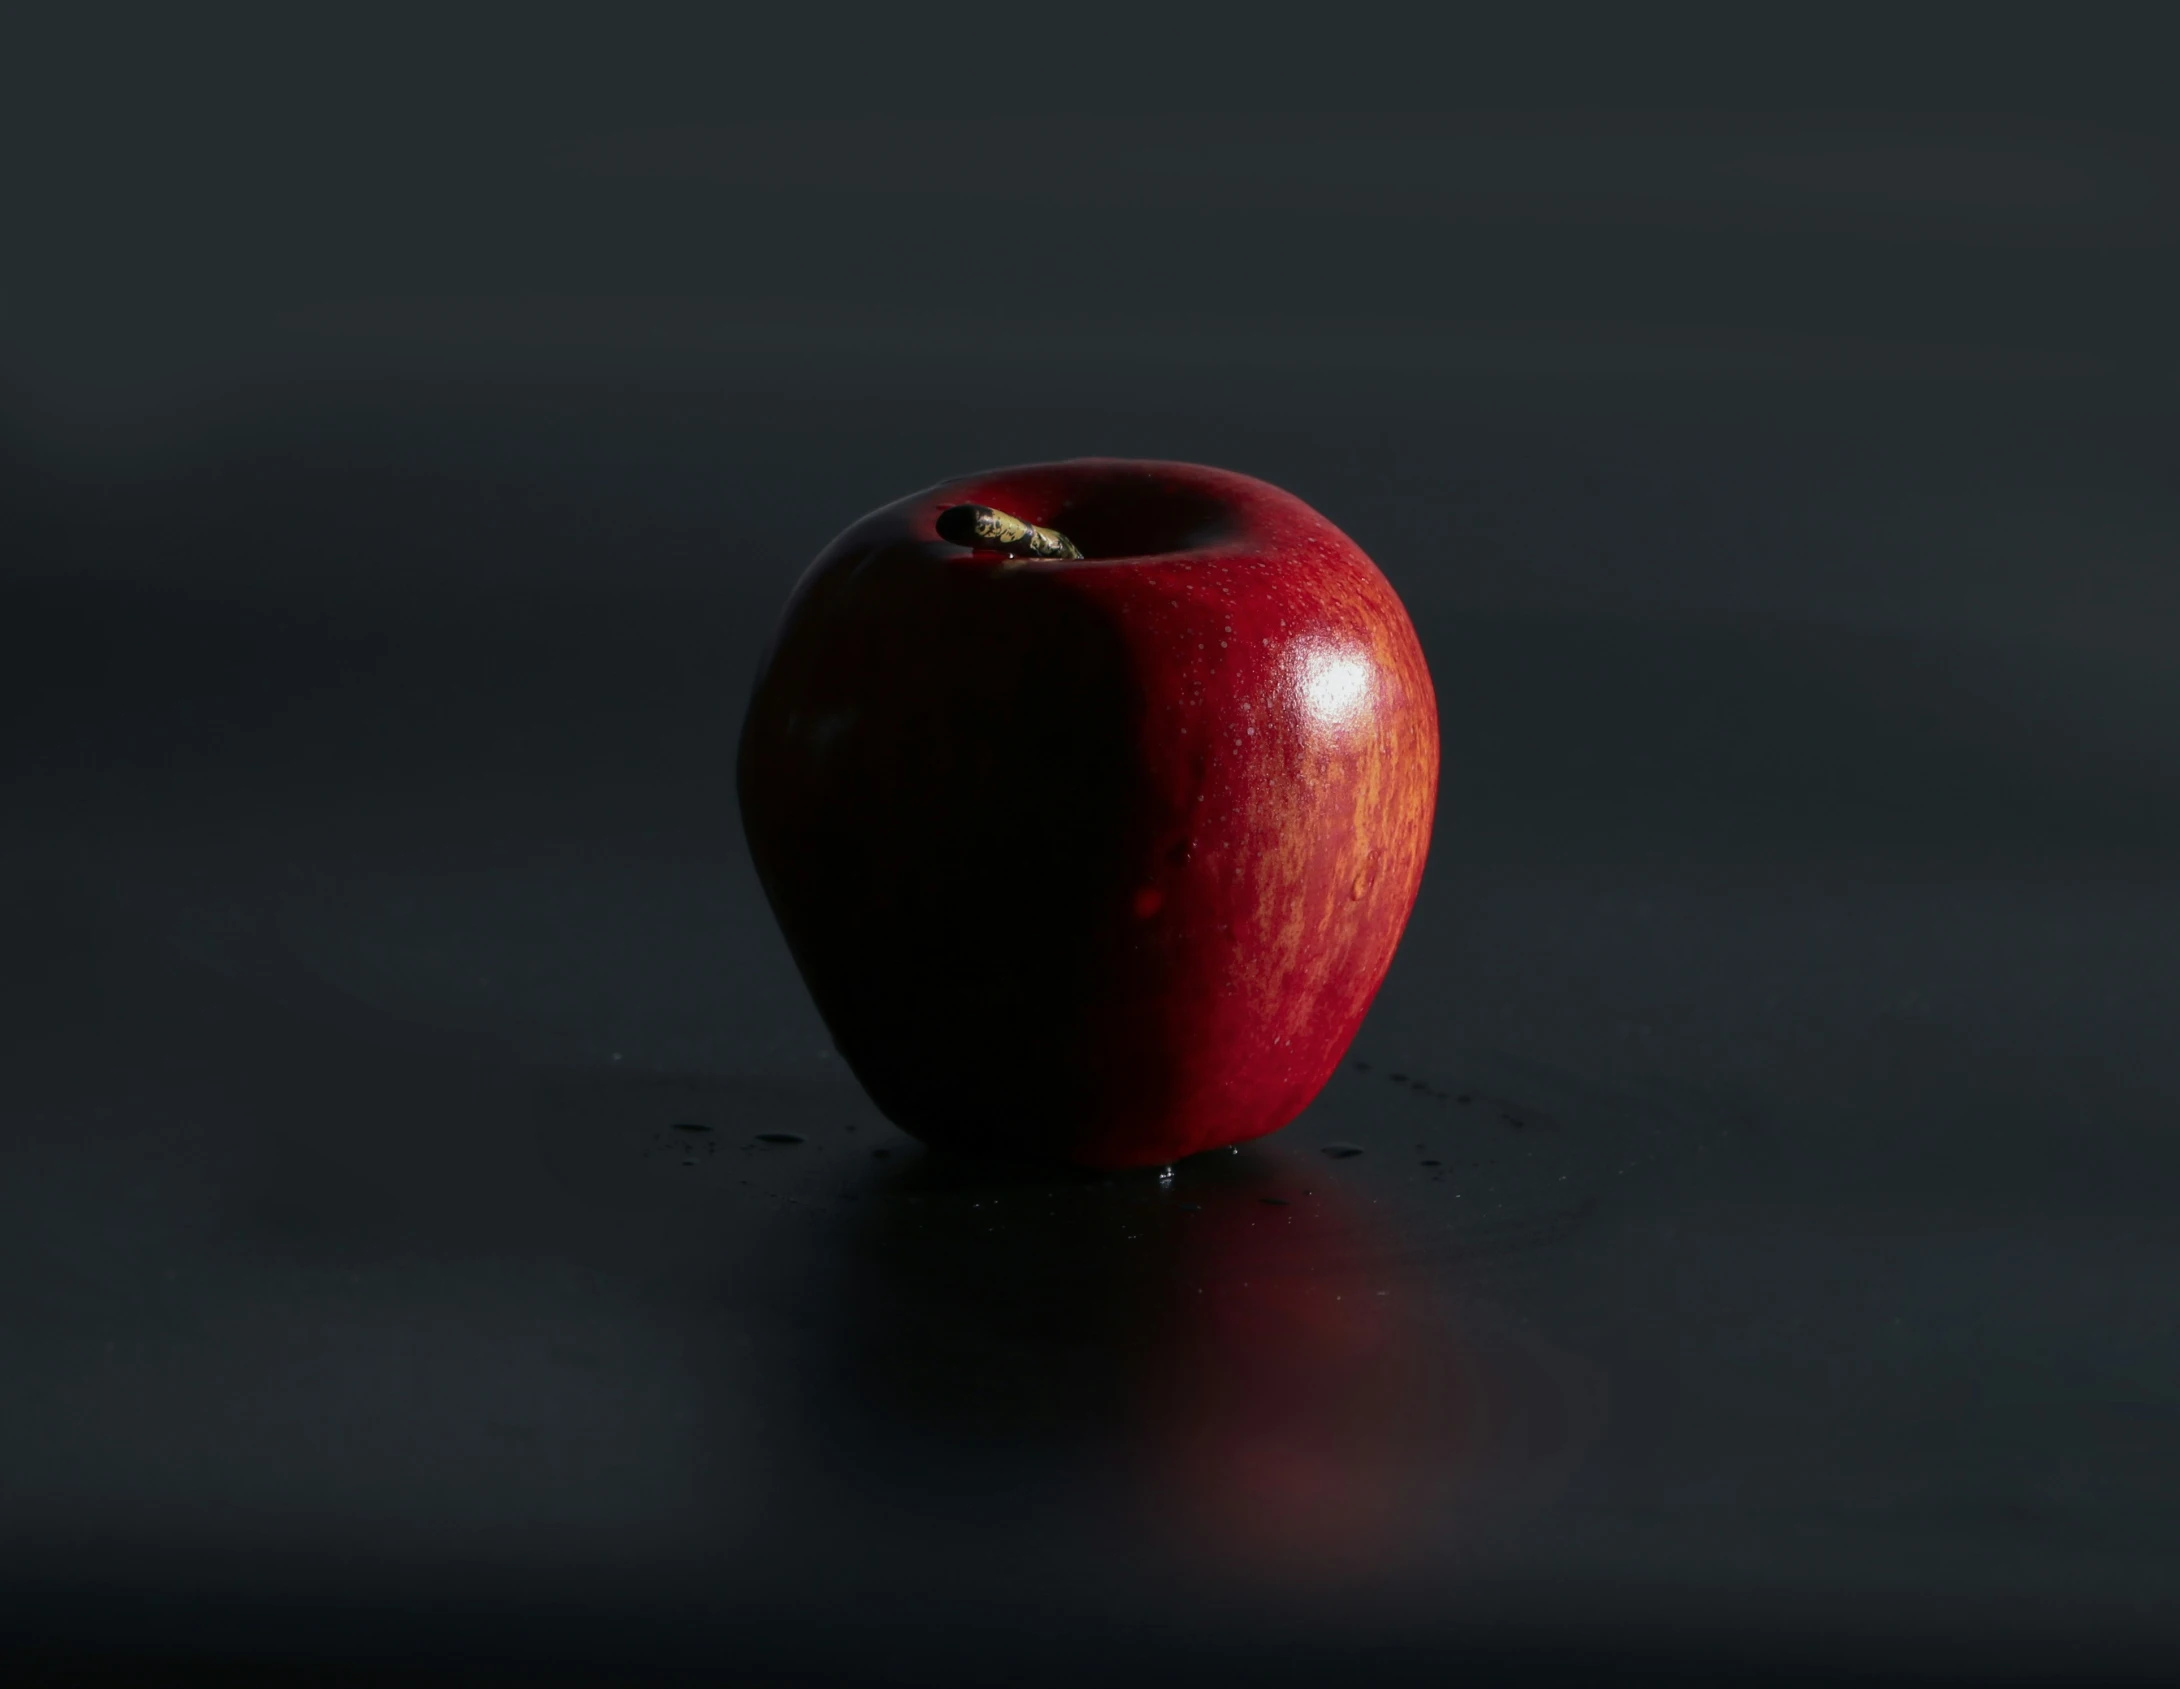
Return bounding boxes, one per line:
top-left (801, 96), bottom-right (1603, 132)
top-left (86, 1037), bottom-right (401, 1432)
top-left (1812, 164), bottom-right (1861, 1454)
top-left (936, 503), bottom-right (1083, 561)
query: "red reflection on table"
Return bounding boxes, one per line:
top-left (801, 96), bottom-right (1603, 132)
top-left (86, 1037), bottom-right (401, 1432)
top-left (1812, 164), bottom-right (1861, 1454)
top-left (1129, 1171), bottom-right (1486, 1580)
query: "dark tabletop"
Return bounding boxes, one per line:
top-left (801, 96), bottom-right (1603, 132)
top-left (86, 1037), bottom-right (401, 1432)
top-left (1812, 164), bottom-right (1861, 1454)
top-left (5, 35), bottom-right (2180, 1684)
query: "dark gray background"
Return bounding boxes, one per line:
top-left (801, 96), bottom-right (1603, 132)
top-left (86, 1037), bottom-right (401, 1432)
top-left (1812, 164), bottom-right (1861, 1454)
top-left (5, 11), bottom-right (2180, 1683)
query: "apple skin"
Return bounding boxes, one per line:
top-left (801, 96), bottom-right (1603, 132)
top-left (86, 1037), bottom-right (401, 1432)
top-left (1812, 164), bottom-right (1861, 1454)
top-left (737, 458), bottom-right (1437, 1169)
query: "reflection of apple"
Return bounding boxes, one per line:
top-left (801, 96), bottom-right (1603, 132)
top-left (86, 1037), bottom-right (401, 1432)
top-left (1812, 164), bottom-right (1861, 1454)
top-left (1132, 1175), bottom-right (1464, 1581)
top-left (739, 459), bottom-right (1437, 1168)
top-left (835, 1146), bottom-right (1600, 1585)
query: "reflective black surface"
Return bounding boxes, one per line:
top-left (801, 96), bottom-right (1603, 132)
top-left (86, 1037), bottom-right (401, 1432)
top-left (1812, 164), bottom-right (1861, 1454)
top-left (6, 57), bottom-right (2180, 1684)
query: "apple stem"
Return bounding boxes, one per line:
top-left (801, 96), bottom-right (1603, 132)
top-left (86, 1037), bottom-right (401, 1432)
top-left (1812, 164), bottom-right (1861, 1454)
top-left (936, 503), bottom-right (1083, 561)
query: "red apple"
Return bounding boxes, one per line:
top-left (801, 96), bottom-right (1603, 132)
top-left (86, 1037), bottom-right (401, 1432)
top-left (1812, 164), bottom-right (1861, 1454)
top-left (737, 458), bottom-right (1437, 1168)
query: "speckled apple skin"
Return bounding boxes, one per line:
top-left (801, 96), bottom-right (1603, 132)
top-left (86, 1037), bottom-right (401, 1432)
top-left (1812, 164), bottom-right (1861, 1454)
top-left (738, 459), bottom-right (1438, 1169)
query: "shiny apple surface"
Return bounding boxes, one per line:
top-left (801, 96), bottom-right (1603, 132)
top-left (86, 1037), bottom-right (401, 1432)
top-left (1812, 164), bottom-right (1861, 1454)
top-left (739, 459), bottom-right (1439, 1167)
